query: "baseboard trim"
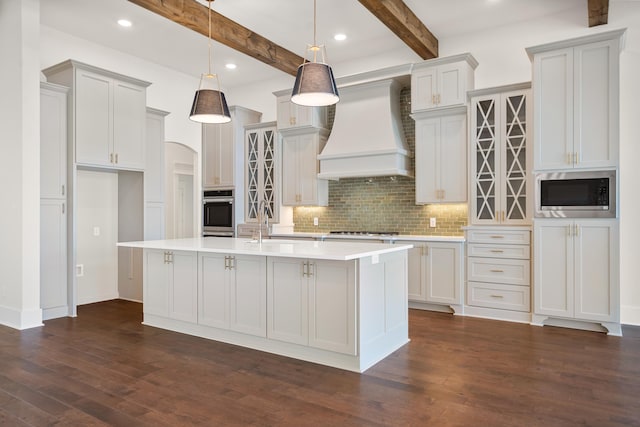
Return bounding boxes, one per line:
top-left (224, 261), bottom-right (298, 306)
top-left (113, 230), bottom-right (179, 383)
top-left (0, 305), bottom-right (43, 330)
top-left (621, 305), bottom-right (640, 326)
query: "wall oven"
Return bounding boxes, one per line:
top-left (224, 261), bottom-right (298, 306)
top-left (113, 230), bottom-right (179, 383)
top-left (535, 170), bottom-right (616, 218)
top-left (203, 189), bottom-right (235, 237)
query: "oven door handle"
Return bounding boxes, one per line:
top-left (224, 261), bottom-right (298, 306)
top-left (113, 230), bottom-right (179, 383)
top-left (203, 198), bottom-right (234, 204)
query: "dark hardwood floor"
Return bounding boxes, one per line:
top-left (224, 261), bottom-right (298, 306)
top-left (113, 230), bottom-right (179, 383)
top-left (1, 300), bottom-right (639, 426)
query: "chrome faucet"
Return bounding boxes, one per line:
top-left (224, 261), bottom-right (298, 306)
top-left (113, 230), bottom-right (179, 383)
top-left (257, 199), bottom-right (269, 243)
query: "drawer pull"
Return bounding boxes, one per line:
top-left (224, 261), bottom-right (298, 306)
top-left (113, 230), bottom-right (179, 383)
top-left (490, 235), bottom-right (504, 239)
top-left (490, 269), bottom-right (504, 273)
top-left (490, 250), bottom-right (504, 253)
top-left (490, 294), bottom-right (504, 299)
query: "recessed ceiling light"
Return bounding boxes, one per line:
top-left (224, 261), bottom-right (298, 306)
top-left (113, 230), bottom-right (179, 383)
top-left (225, 63), bottom-right (237, 70)
top-left (334, 34), bottom-right (347, 41)
top-left (117, 19), bottom-right (132, 27)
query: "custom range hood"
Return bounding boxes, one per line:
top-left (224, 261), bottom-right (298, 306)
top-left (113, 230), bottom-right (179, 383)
top-left (317, 68), bottom-right (413, 180)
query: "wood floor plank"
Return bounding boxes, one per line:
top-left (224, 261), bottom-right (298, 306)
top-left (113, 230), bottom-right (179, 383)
top-left (0, 300), bottom-right (639, 426)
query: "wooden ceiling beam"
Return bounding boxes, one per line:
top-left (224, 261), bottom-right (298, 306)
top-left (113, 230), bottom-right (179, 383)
top-left (127, 0), bottom-right (303, 76)
top-left (357, 0), bottom-right (438, 59)
top-left (588, 0), bottom-right (609, 27)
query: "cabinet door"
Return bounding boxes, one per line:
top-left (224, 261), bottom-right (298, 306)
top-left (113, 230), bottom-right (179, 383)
top-left (501, 91), bottom-right (530, 224)
top-left (297, 134), bottom-right (323, 206)
top-left (113, 80), bottom-right (146, 170)
top-left (439, 114), bottom-right (467, 202)
top-left (229, 255), bottom-right (266, 337)
top-left (203, 123), bottom-right (234, 188)
top-left (405, 245), bottom-right (427, 301)
top-left (414, 118), bottom-right (439, 203)
top-left (426, 243), bottom-right (461, 305)
top-left (143, 249), bottom-right (170, 317)
top-left (267, 257), bottom-right (308, 345)
top-left (145, 111), bottom-right (165, 203)
top-left (246, 129), bottom-right (261, 221)
top-left (245, 126), bottom-right (278, 222)
top-left (40, 87), bottom-right (67, 199)
top-left (276, 97), bottom-right (296, 130)
top-left (471, 95), bottom-right (499, 224)
top-left (411, 67), bottom-right (438, 111)
top-left (534, 221), bottom-right (574, 318)
top-left (533, 49), bottom-right (574, 170)
top-left (169, 251), bottom-right (198, 323)
top-left (574, 220), bottom-right (618, 322)
top-left (574, 40), bottom-right (618, 169)
top-left (438, 62), bottom-right (467, 108)
top-left (281, 136), bottom-right (299, 205)
top-left (40, 199), bottom-right (67, 316)
top-left (261, 128), bottom-right (278, 221)
top-left (308, 260), bottom-right (356, 355)
top-left (198, 253), bottom-right (229, 329)
top-left (75, 69), bottom-right (111, 166)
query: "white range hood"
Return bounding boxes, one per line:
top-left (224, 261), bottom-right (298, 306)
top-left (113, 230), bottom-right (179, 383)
top-left (317, 77), bottom-right (412, 179)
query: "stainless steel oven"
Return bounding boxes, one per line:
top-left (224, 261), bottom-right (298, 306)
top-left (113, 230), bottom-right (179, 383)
top-left (203, 189), bottom-right (235, 237)
top-left (535, 170), bottom-right (616, 218)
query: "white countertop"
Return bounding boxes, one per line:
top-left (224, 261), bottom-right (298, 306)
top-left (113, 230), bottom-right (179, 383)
top-left (118, 237), bottom-right (413, 261)
top-left (269, 232), bottom-right (465, 243)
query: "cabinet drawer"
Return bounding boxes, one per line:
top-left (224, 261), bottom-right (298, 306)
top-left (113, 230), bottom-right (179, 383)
top-left (466, 229), bottom-right (530, 245)
top-left (467, 258), bottom-right (530, 286)
top-left (467, 243), bottom-right (530, 260)
top-left (467, 282), bottom-right (530, 312)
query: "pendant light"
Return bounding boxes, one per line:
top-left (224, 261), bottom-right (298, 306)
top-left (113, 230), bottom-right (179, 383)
top-left (291, 0), bottom-right (339, 107)
top-left (189, 0), bottom-right (231, 123)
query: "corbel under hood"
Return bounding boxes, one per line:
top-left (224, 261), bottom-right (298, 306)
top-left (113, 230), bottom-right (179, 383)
top-left (317, 75), bottom-right (412, 180)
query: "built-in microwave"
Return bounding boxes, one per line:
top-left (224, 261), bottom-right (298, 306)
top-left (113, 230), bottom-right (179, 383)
top-left (534, 170), bottom-right (616, 218)
top-left (203, 189), bottom-right (235, 237)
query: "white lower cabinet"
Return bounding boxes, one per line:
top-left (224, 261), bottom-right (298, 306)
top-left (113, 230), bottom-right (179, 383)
top-left (267, 257), bottom-right (356, 355)
top-left (198, 253), bottom-right (266, 337)
top-left (533, 219), bottom-right (619, 327)
top-left (465, 227), bottom-right (531, 319)
top-left (401, 241), bottom-right (463, 312)
top-left (143, 249), bottom-right (197, 322)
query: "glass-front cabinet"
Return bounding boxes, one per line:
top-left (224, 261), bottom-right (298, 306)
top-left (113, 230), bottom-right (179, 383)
top-left (245, 122), bottom-right (278, 223)
top-left (470, 84), bottom-right (532, 225)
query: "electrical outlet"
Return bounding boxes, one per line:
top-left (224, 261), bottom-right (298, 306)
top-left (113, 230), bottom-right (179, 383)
top-left (429, 217), bottom-right (437, 228)
top-left (76, 264), bottom-right (84, 277)
top-left (93, 226), bottom-right (100, 236)
top-left (313, 217), bottom-right (319, 226)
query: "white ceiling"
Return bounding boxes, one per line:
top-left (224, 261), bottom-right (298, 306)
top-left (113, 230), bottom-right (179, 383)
top-left (41, 0), bottom-right (586, 89)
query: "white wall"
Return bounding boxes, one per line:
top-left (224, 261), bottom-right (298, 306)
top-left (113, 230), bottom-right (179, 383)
top-left (165, 142), bottom-right (197, 239)
top-left (76, 170), bottom-right (119, 305)
top-left (0, 0), bottom-right (43, 329)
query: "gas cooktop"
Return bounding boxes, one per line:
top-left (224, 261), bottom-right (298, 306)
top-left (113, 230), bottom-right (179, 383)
top-left (328, 231), bottom-right (399, 236)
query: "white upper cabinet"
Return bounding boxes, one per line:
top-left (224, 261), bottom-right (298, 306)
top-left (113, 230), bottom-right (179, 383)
top-left (281, 130), bottom-right (329, 206)
top-left (414, 112), bottom-right (467, 204)
top-left (411, 53), bottom-right (478, 113)
top-left (527, 29), bottom-right (624, 170)
top-left (469, 84), bottom-right (532, 225)
top-left (202, 106), bottom-right (262, 190)
top-left (43, 60), bottom-right (150, 170)
top-left (245, 122), bottom-right (279, 223)
top-left (40, 83), bottom-right (68, 199)
top-left (274, 91), bottom-right (327, 131)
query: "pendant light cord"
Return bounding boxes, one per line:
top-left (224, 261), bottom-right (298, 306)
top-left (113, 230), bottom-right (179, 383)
top-left (312, 0), bottom-right (318, 62)
top-left (208, 0), bottom-right (212, 76)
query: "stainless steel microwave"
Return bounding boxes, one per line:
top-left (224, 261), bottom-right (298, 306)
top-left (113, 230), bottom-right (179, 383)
top-left (534, 170), bottom-right (616, 218)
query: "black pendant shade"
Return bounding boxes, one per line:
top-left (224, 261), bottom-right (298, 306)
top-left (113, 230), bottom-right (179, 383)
top-left (189, 87), bottom-right (231, 124)
top-left (291, 62), bottom-right (339, 107)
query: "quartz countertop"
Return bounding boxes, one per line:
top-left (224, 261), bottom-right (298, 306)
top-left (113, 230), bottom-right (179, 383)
top-left (269, 232), bottom-right (465, 243)
top-left (118, 237), bottom-right (413, 261)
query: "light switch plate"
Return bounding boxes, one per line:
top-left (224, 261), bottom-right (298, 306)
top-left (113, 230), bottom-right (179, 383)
top-left (429, 217), bottom-right (437, 228)
top-left (313, 217), bottom-right (319, 226)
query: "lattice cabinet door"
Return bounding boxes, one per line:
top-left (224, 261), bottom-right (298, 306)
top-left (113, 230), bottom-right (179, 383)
top-left (500, 91), bottom-right (531, 225)
top-left (245, 124), bottom-right (279, 223)
top-left (470, 86), bottom-right (531, 225)
top-left (471, 94), bottom-right (499, 224)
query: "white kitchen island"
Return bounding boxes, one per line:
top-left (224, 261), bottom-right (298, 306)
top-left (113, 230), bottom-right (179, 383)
top-left (118, 237), bottom-right (412, 373)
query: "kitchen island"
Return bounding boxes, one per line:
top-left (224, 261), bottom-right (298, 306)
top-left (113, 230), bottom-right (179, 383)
top-left (118, 237), bottom-right (412, 372)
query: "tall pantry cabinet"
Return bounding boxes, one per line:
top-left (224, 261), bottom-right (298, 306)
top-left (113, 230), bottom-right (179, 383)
top-left (43, 60), bottom-right (151, 315)
top-left (40, 82), bottom-right (69, 320)
top-left (527, 29), bottom-right (624, 336)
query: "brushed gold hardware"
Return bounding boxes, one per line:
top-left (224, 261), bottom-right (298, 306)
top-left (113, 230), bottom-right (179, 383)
top-left (490, 235), bottom-right (504, 239)
top-left (567, 152), bottom-right (572, 164)
top-left (574, 152), bottom-right (579, 165)
top-left (567, 225), bottom-right (572, 237)
top-left (490, 269), bottom-right (504, 273)
top-left (575, 224), bottom-right (579, 237)
top-left (490, 250), bottom-right (504, 253)
top-left (110, 153), bottom-right (114, 163)
top-left (432, 95), bottom-right (436, 105)
top-left (438, 94), bottom-right (441, 104)
top-left (490, 294), bottom-right (504, 298)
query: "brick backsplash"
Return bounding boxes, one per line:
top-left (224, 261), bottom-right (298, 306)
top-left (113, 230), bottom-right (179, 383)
top-left (293, 87), bottom-right (468, 236)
